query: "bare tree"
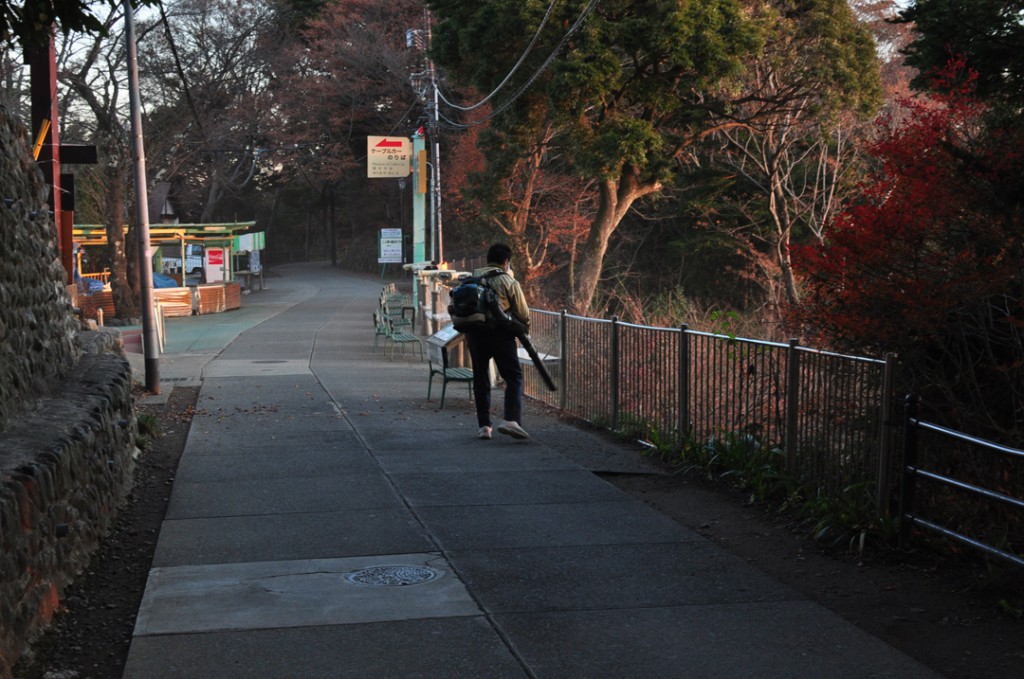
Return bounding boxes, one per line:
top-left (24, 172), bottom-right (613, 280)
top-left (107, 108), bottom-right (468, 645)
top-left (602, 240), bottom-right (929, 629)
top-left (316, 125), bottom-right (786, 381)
top-left (138, 0), bottom-right (283, 222)
top-left (0, 45), bottom-right (28, 112)
top-left (445, 111), bottom-right (594, 299)
top-left (57, 4), bottom-right (143, 317)
top-left (706, 0), bottom-right (882, 311)
top-left (263, 0), bottom-right (424, 262)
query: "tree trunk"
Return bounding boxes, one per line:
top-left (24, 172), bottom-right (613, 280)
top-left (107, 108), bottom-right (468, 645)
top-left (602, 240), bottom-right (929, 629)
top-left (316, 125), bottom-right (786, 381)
top-left (570, 174), bottom-right (660, 314)
top-left (510, 185), bottom-right (538, 294)
top-left (105, 162), bottom-right (139, 318)
top-left (769, 176), bottom-right (800, 305)
top-left (126, 218), bottom-right (140, 302)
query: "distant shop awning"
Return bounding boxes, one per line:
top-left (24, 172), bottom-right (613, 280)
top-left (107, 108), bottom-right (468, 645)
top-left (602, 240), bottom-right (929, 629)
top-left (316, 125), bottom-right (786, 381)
top-left (233, 231), bottom-right (265, 252)
top-left (73, 222), bottom-right (257, 246)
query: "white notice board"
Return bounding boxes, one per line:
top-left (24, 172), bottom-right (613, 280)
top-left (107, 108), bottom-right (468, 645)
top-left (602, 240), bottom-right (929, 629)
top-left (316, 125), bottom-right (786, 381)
top-left (378, 228), bottom-right (403, 263)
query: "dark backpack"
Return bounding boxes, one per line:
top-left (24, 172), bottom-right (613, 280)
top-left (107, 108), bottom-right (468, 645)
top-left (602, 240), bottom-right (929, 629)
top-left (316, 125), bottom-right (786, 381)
top-left (448, 270), bottom-right (506, 332)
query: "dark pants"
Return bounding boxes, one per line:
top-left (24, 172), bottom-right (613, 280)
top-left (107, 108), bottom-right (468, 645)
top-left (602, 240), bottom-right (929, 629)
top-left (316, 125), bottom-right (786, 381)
top-left (466, 328), bottom-right (523, 428)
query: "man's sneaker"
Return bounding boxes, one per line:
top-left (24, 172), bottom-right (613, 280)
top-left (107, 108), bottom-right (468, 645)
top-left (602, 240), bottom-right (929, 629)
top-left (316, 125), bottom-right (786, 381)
top-left (478, 426), bottom-right (492, 440)
top-left (497, 421), bottom-right (529, 439)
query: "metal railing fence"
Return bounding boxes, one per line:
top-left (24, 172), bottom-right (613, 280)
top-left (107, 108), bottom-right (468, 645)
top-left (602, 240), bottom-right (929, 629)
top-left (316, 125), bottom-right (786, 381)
top-left (413, 267), bottom-right (1021, 562)
top-left (900, 395), bottom-right (1024, 568)
top-left (790, 345), bottom-right (896, 505)
top-left (522, 310), bottom-right (896, 510)
top-left (423, 271), bottom-right (1020, 560)
top-left (430, 261), bottom-right (899, 512)
top-left (686, 329), bottom-right (790, 454)
top-left (521, 310), bottom-right (562, 404)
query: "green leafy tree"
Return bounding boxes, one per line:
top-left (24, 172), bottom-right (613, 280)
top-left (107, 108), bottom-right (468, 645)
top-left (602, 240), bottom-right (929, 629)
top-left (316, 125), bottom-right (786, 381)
top-left (850, 0), bottom-right (917, 98)
top-left (429, 0), bottom-right (760, 313)
top-left (446, 109), bottom-right (595, 298)
top-left (899, 0), bottom-right (1024, 109)
top-left (3, 0), bottom-right (112, 48)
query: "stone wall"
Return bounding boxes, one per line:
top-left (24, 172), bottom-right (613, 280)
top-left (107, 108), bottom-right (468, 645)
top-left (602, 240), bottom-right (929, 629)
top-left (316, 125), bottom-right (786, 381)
top-left (0, 336), bottom-right (137, 676)
top-left (0, 103), bottom-right (81, 433)
top-left (0, 106), bottom-right (139, 676)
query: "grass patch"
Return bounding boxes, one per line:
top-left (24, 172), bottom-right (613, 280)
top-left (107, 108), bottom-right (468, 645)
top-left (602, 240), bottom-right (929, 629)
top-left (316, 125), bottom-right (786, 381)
top-left (135, 411), bottom-right (161, 450)
top-left (640, 425), bottom-right (896, 555)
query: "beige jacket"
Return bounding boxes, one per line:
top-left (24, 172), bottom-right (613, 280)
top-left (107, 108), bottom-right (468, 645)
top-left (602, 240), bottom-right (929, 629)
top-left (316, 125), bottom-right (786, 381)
top-left (473, 264), bottom-right (530, 329)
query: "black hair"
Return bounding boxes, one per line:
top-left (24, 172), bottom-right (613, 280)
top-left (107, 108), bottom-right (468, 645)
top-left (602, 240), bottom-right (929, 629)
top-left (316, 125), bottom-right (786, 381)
top-left (487, 243), bottom-right (513, 265)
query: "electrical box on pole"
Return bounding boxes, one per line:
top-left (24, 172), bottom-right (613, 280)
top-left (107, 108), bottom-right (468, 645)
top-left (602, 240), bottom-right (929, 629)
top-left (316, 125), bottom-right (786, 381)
top-left (416, 149), bottom-right (428, 194)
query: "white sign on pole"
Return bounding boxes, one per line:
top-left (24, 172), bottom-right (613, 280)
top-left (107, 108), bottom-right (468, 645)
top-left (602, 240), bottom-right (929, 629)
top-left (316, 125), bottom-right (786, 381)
top-left (367, 136), bottom-right (412, 178)
top-left (379, 228), bottom-right (403, 263)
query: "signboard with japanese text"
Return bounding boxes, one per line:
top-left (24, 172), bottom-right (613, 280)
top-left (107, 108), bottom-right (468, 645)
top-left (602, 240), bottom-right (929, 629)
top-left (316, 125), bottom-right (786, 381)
top-left (378, 228), bottom-right (403, 263)
top-left (367, 136), bottom-right (412, 178)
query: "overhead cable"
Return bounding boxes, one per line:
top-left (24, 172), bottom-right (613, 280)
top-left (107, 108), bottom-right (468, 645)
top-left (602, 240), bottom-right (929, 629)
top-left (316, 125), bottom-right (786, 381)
top-left (435, 0), bottom-right (600, 129)
top-left (435, 0), bottom-right (559, 112)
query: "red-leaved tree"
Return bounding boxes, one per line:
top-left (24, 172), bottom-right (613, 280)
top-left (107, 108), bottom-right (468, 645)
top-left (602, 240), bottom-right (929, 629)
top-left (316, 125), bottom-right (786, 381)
top-left (792, 58), bottom-right (1024, 440)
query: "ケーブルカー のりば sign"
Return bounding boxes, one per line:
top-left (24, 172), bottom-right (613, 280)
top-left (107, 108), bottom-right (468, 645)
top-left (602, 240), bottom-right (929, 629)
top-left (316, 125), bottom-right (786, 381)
top-left (367, 136), bottom-right (411, 178)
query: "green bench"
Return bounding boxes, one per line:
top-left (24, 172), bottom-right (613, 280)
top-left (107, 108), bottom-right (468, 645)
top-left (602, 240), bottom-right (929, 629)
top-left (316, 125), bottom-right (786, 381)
top-left (373, 284), bottom-right (422, 361)
top-left (426, 333), bottom-right (473, 408)
top-left (373, 311), bottom-right (423, 361)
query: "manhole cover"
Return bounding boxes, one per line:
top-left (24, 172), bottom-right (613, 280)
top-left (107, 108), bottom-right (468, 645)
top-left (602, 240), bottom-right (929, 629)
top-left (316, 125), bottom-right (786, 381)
top-left (345, 565), bottom-right (439, 586)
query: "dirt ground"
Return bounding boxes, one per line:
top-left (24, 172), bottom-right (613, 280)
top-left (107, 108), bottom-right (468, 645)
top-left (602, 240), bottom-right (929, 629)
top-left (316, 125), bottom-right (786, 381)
top-left (14, 387), bottom-right (196, 679)
top-left (14, 386), bottom-right (1024, 679)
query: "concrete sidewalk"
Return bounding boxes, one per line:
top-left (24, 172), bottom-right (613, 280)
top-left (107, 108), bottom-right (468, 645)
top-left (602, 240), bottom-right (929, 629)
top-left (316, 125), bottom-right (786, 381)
top-left (122, 263), bottom-right (937, 678)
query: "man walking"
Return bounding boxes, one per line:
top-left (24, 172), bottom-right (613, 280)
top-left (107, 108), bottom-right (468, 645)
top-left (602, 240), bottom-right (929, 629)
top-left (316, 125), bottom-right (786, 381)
top-left (466, 243), bottom-right (531, 440)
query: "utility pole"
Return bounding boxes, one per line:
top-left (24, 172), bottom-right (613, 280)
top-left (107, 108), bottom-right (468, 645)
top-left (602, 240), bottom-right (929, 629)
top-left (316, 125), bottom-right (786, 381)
top-left (427, 14), bottom-right (444, 264)
top-left (125, 0), bottom-right (160, 393)
top-left (411, 131), bottom-right (427, 265)
top-left (408, 13), bottom-right (444, 265)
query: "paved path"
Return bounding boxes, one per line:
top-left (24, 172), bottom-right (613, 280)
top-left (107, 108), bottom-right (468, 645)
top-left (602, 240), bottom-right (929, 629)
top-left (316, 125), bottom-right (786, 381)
top-left (123, 263), bottom-right (937, 678)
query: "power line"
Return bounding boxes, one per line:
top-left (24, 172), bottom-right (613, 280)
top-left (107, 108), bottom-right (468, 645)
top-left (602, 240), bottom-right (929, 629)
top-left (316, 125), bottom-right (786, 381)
top-left (434, 0), bottom-right (559, 112)
top-left (433, 0), bottom-right (600, 129)
top-left (387, 96), bottom-right (424, 135)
